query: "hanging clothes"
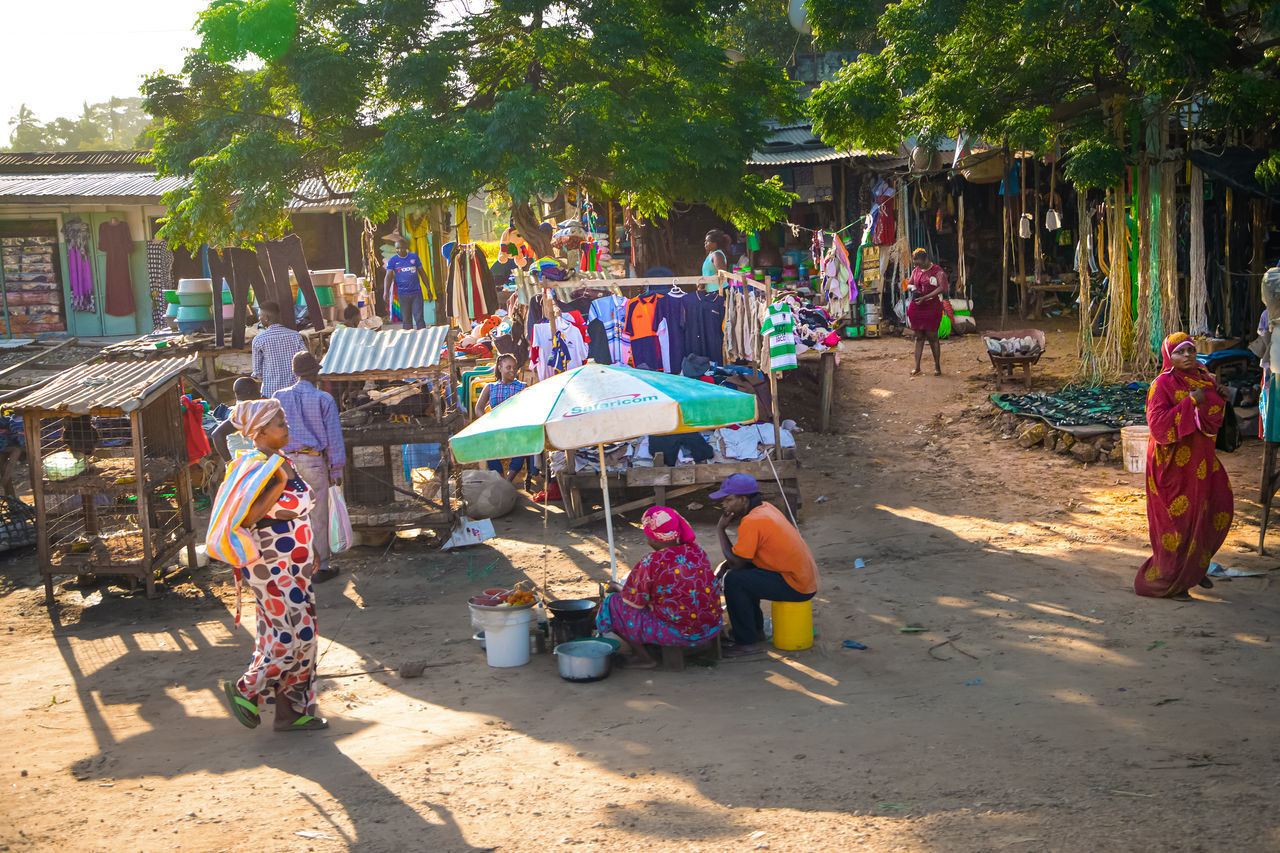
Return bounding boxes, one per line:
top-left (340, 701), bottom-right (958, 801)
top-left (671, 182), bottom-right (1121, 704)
top-left (146, 240), bottom-right (173, 331)
top-left (98, 218), bottom-right (136, 317)
top-left (654, 291), bottom-right (688, 374)
top-left (624, 292), bottom-right (663, 370)
top-left (683, 291), bottom-right (725, 362)
top-left (62, 216), bottom-right (95, 314)
top-left (761, 302), bottom-right (799, 372)
top-left (870, 180), bottom-right (896, 246)
top-left (588, 294), bottom-right (630, 365)
top-left (447, 245), bottom-right (491, 327)
top-left (530, 316), bottom-right (589, 379)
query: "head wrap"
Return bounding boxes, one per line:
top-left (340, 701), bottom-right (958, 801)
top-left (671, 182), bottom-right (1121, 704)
top-left (912, 247), bottom-right (928, 259)
top-left (1160, 332), bottom-right (1198, 374)
top-left (231, 398), bottom-right (282, 442)
top-left (641, 506), bottom-right (696, 546)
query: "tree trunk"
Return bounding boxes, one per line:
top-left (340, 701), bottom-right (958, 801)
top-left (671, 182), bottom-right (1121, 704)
top-left (511, 200), bottom-right (552, 258)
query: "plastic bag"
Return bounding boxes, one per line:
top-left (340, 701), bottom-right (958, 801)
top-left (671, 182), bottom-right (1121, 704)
top-left (1045, 209), bottom-right (1062, 231)
top-left (328, 484), bottom-right (353, 553)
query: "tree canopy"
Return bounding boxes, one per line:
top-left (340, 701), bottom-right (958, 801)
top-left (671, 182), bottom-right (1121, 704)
top-left (806, 0), bottom-right (1280, 189)
top-left (144, 0), bottom-right (801, 250)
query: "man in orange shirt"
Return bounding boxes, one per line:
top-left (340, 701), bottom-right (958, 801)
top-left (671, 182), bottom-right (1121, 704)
top-left (712, 474), bottom-right (818, 659)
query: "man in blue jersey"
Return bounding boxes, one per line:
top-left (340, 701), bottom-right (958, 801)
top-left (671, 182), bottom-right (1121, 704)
top-left (383, 238), bottom-right (430, 329)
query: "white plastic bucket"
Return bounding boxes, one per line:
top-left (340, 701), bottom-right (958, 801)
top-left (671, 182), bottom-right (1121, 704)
top-left (469, 605), bottom-right (532, 667)
top-left (1120, 425), bottom-right (1150, 474)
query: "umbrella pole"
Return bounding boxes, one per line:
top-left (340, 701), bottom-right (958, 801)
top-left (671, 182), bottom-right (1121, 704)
top-left (597, 443), bottom-right (618, 582)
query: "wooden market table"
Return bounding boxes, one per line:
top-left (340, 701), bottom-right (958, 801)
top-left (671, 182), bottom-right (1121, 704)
top-left (558, 449), bottom-right (802, 528)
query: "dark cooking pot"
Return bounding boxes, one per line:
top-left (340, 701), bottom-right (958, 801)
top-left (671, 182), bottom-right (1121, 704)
top-left (547, 598), bottom-right (599, 647)
top-left (547, 598), bottom-right (597, 615)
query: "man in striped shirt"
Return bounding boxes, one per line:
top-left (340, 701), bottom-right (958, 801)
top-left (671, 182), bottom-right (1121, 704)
top-left (275, 351), bottom-right (346, 583)
top-left (252, 302), bottom-right (307, 397)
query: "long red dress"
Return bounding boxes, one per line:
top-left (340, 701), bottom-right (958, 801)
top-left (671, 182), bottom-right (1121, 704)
top-left (1135, 333), bottom-right (1235, 597)
top-left (906, 264), bottom-right (948, 333)
top-left (98, 219), bottom-right (136, 317)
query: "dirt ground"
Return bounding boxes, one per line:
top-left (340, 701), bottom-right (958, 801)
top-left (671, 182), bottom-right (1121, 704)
top-left (3, 322), bottom-right (1279, 853)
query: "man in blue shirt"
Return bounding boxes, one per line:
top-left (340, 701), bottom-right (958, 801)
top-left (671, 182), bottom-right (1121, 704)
top-left (383, 238), bottom-right (430, 329)
top-left (275, 351), bottom-right (346, 583)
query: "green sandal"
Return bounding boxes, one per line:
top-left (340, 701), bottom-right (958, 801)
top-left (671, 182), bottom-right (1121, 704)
top-left (280, 715), bottom-right (329, 732)
top-left (222, 681), bottom-right (260, 729)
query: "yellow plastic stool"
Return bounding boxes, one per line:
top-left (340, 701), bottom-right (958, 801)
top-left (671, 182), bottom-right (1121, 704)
top-left (771, 599), bottom-right (813, 650)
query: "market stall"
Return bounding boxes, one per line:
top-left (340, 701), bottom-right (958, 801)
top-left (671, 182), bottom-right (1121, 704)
top-left (9, 356), bottom-right (201, 603)
top-left (318, 324), bottom-right (462, 538)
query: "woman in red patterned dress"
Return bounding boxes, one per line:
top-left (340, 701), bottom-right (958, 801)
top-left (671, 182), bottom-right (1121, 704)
top-left (1135, 333), bottom-right (1235, 600)
top-left (596, 506), bottom-right (723, 668)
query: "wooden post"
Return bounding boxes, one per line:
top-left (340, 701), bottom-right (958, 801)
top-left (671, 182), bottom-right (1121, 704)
top-left (764, 275), bottom-right (782, 452)
top-left (131, 411), bottom-right (156, 599)
top-left (1033, 158), bottom-right (1043, 315)
top-left (1016, 156), bottom-right (1027, 318)
top-left (1001, 148), bottom-right (1012, 329)
top-left (819, 350), bottom-right (835, 433)
top-left (28, 416), bottom-right (53, 605)
top-left (957, 192), bottom-right (967, 300)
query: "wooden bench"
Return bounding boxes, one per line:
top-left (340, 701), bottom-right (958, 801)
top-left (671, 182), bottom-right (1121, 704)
top-left (659, 634), bottom-right (723, 671)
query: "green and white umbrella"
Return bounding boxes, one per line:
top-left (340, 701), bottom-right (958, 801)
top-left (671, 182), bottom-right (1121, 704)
top-left (450, 363), bottom-right (757, 579)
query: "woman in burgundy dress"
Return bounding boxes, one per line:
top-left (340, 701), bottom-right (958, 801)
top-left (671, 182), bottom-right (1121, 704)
top-left (906, 248), bottom-right (949, 376)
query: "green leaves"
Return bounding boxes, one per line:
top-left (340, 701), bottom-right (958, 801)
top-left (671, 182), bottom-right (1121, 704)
top-left (804, 0), bottom-right (1280, 194)
top-left (149, 0), bottom-right (800, 249)
top-left (197, 0), bottom-right (298, 63)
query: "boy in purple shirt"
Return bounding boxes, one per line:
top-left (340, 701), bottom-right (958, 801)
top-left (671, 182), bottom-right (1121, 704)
top-left (383, 239), bottom-right (429, 329)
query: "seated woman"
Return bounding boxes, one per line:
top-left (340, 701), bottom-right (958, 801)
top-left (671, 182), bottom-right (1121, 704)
top-left (596, 506), bottom-right (722, 668)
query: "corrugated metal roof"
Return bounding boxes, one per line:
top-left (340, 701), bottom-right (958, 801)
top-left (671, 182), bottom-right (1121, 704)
top-left (8, 355), bottom-right (197, 415)
top-left (0, 151), bottom-right (151, 173)
top-left (0, 171), bottom-right (184, 200)
top-left (319, 325), bottom-right (448, 379)
top-left (749, 123), bottom-right (881, 166)
top-left (0, 172), bottom-right (355, 209)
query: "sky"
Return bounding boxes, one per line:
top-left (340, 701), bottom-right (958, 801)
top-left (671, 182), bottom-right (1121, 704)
top-left (0, 0), bottom-right (209, 130)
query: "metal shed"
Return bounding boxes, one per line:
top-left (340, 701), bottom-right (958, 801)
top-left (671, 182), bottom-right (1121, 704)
top-left (8, 356), bottom-right (201, 603)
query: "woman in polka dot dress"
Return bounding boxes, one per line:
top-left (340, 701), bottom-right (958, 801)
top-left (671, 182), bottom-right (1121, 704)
top-left (1135, 333), bottom-right (1235, 600)
top-left (218, 399), bottom-right (328, 731)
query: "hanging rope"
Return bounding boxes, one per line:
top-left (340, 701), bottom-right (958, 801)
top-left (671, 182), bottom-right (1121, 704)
top-left (1189, 166), bottom-right (1209, 335)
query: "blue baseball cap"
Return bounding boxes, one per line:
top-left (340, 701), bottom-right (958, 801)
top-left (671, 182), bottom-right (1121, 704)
top-left (710, 473), bottom-right (760, 499)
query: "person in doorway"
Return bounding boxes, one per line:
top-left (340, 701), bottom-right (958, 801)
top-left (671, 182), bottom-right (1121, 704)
top-left (1135, 333), bottom-right (1235, 600)
top-left (596, 506), bottom-right (722, 668)
top-left (384, 238), bottom-right (430, 330)
top-left (713, 474), bottom-right (818, 659)
top-left (211, 377), bottom-right (263, 462)
top-left (251, 302), bottom-right (308, 397)
top-left (473, 353), bottom-right (532, 483)
top-left (212, 398), bottom-right (327, 731)
top-left (906, 248), bottom-right (949, 377)
top-left (274, 351), bottom-right (345, 584)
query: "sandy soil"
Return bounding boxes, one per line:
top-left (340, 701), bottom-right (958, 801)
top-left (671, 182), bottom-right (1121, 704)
top-left (2, 322), bottom-right (1279, 853)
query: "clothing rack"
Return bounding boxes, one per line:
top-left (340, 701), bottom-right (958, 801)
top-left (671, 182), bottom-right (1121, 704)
top-left (718, 269), bottom-right (782, 453)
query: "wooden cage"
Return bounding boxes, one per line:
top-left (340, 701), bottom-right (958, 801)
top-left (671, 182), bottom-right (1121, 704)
top-left (9, 357), bottom-right (200, 604)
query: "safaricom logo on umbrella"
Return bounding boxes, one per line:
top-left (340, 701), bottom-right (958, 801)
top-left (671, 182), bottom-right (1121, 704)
top-left (563, 393), bottom-right (660, 417)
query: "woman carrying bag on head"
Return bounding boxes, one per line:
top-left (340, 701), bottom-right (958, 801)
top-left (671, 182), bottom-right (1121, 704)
top-left (207, 398), bottom-right (328, 732)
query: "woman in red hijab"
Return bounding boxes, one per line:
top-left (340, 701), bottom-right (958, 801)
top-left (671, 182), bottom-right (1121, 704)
top-left (1136, 333), bottom-right (1234, 600)
top-left (596, 506), bottom-right (722, 667)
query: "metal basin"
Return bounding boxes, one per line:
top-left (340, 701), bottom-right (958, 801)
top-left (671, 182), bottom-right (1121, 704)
top-left (554, 639), bottom-right (613, 682)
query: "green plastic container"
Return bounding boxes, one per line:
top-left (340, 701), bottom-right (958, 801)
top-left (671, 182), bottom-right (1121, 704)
top-left (164, 290), bottom-right (180, 305)
top-left (177, 291), bottom-right (214, 307)
top-left (297, 286), bottom-right (335, 306)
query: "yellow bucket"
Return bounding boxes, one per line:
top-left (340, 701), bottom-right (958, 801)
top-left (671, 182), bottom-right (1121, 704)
top-left (771, 599), bottom-right (813, 650)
